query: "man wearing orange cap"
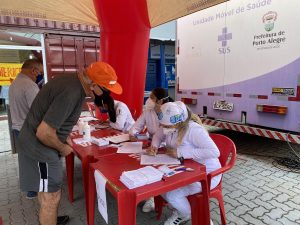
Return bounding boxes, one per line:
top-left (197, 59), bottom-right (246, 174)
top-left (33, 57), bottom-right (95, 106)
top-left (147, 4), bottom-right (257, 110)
top-left (16, 61), bottom-right (122, 225)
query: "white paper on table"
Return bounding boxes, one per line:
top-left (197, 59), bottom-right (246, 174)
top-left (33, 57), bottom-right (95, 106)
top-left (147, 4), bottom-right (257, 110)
top-left (91, 137), bottom-right (110, 146)
top-left (140, 154), bottom-right (181, 165)
top-left (120, 166), bottom-right (164, 189)
top-left (94, 170), bottom-right (108, 224)
top-left (117, 142), bottom-right (144, 154)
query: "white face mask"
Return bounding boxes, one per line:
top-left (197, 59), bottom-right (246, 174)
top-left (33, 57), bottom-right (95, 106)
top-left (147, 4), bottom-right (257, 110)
top-left (145, 98), bottom-right (156, 110)
top-left (162, 128), bottom-right (176, 136)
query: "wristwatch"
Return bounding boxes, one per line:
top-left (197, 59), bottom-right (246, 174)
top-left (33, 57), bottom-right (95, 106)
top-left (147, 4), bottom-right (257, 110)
top-left (178, 156), bottom-right (184, 165)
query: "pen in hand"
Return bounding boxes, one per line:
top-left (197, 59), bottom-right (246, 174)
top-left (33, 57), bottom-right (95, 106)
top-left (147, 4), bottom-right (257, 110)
top-left (146, 146), bottom-right (157, 156)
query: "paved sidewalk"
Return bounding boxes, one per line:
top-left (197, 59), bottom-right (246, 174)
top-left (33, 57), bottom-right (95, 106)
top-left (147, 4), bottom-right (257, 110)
top-left (0, 119), bottom-right (10, 154)
top-left (0, 130), bottom-right (300, 225)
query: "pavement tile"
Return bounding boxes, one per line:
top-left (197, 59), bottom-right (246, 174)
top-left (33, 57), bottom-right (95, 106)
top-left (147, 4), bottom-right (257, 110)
top-left (231, 183), bottom-right (251, 194)
top-left (277, 216), bottom-right (300, 225)
top-left (265, 181), bottom-right (281, 189)
top-left (259, 215), bottom-right (284, 225)
top-left (236, 196), bottom-right (258, 209)
top-left (275, 186), bottom-right (300, 196)
top-left (283, 209), bottom-right (300, 222)
top-left (261, 186), bottom-right (282, 197)
top-left (240, 214), bottom-right (267, 225)
top-left (259, 192), bottom-right (276, 202)
top-left (228, 190), bottom-right (245, 199)
top-left (248, 206), bottom-right (269, 218)
top-left (265, 208), bottom-right (287, 220)
top-left (285, 201), bottom-right (300, 211)
top-left (285, 172), bottom-right (300, 180)
top-left (232, 205), bottom-right (251, 217)
top-left (223, 195), bottom-right (242, 209)
top-left (252, 198), bottom-right (276, 211)
top-left (68, 217), bottom-right (85, 225)
top-left (226, 212), bottom-right (249, 225)
top-left (242, 191), bottom-right (261, 201)
top-left (290, 195), bottom-right (300, 205)
top-left (275, 193), bottom-right (291, 203)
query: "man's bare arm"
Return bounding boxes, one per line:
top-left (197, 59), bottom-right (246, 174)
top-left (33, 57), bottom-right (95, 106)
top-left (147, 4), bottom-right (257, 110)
top-left (36, 121), bottom-right (73, 157)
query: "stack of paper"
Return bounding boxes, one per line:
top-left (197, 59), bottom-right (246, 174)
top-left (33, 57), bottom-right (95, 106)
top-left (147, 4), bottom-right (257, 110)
top-left (91, 137), bottom-right (109, 146)
top-left (120, 166), bottom-right (164, 189)
top-left (117, 142), bottom-right (143, 154)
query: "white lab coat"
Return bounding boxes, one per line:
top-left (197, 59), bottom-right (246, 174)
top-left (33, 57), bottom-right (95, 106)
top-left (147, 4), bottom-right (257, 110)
top-left (109, 100), bottom-right (135, 132)
top-left (129, 109), bottom-right (159, 138)
top-left (152, 121), bottom-right (222, 217)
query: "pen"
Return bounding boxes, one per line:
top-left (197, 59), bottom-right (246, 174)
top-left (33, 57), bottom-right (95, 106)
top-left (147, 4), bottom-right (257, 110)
top-left (174, 168), bottom-right (194, 172)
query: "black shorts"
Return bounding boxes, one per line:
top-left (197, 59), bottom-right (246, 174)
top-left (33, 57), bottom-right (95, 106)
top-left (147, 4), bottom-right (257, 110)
top-left (18, 152), bottom-right (63, 193)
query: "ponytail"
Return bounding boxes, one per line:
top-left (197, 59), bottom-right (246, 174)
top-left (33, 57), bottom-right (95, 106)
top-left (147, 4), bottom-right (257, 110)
top-left (176, 106), bottom-right (204, 146)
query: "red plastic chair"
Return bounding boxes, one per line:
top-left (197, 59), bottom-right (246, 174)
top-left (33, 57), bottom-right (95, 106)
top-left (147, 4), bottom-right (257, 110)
top-left (154, 133), bottom-right (237, 225)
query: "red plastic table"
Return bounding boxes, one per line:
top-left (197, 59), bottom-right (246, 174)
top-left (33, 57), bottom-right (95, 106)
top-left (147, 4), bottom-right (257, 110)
top-left (65, 128), bottom-right (121, 213)
top-left (87, 154), bottom-right (210, 225)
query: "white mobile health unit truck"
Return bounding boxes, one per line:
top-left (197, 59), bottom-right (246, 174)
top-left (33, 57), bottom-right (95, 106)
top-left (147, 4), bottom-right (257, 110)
top-left (176, 0), bottom-right (300, 143)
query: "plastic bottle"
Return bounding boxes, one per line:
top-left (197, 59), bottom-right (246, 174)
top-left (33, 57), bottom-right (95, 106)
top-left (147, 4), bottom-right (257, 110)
top-left (78, 119), bottom-right (84, 135)
top-left (83, 121), bottom-right (91, 140)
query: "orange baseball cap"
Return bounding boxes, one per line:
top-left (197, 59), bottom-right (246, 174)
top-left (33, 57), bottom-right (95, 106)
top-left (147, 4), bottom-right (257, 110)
top-left (86, 61), bottom-right (123, 94)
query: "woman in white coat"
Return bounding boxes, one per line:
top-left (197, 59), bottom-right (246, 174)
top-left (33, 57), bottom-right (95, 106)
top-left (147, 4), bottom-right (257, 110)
top-left (95, 94), bottom-right (135, 132)
top-left (129, 87), bottom-right (172, 139)
top-left (148, 101), bottom-right (221, 225)
top-left (129, 87), bottom-right (173, 212)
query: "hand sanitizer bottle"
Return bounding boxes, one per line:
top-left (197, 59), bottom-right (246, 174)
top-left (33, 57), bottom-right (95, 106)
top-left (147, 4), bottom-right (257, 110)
top-left (83, 122), bottom-right (91, 140)
top-left (78, 119), bottom-right (84, 135)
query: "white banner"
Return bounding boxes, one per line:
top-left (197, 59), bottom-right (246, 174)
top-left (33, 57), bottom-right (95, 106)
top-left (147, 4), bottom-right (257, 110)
top-left (94, 170), bottom-right (108, 224)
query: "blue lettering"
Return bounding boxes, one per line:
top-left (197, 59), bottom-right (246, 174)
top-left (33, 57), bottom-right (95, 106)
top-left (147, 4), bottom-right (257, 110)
top-left (218, 47), bottom-right (231, 54)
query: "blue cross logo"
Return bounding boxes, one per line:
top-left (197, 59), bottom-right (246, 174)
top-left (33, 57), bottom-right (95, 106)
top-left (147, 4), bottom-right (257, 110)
top-left (218, 27), bottom-right (232, 47)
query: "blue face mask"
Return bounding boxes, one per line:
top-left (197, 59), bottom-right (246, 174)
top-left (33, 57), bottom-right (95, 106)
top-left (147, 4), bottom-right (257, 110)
top-left (100, 108), bottom-right (108, 113)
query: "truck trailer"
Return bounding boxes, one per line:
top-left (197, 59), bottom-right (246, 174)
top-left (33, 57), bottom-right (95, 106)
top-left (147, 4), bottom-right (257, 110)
top-left (176, 0), bottom-right (300, 143)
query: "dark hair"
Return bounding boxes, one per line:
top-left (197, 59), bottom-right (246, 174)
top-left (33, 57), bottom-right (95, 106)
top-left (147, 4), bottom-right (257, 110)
top-left (22, 59), bottom-right (42, 69)
top-left (96, 94), bottom-right (116, 123)
top-left (152, 87), bottom-right (174, 104)
top-left (100, 87), bottom-right (111, 96)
